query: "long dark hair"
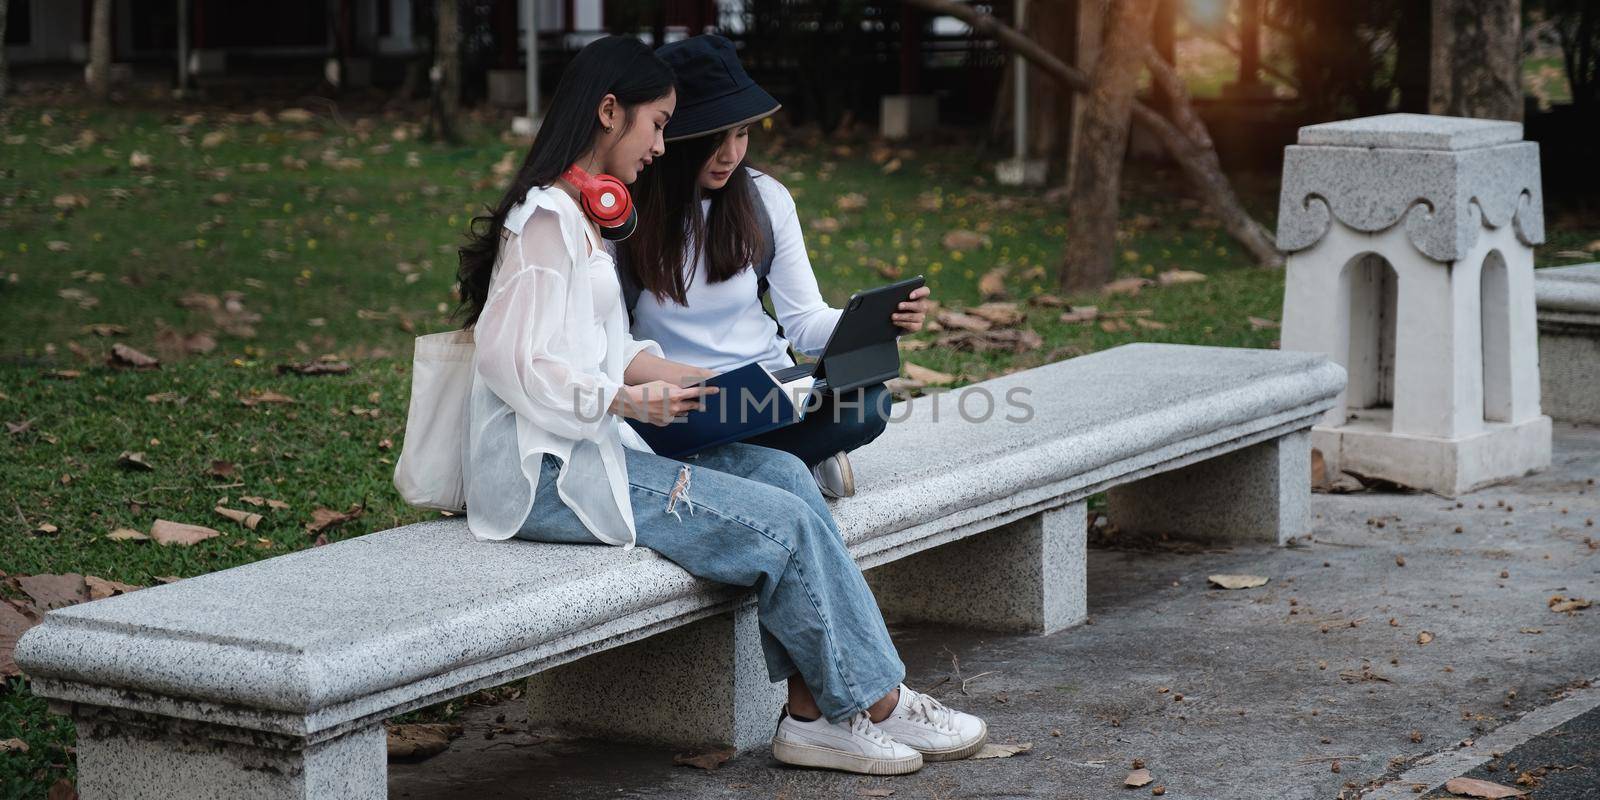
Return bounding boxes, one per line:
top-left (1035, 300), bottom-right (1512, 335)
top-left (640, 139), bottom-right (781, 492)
top-left (622, 130), bottom-right (766, 306)
top-left (455, 36), bottom-right (674, 327)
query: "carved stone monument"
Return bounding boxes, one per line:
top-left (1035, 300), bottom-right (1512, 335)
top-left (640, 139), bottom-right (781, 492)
top-left (1278, 113), bottom-right (1551, 496)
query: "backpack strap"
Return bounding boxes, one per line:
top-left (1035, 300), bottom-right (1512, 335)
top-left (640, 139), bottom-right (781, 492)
top-left (749, 175), bottom-right (777, 301)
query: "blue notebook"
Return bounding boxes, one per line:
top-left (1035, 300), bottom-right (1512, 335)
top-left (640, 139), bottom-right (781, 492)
top-left (625, 362), bottom-right (818, 459)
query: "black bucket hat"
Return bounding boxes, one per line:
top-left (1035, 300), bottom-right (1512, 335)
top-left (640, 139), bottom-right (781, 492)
top-left (656, 34), bottom-right (781, 143)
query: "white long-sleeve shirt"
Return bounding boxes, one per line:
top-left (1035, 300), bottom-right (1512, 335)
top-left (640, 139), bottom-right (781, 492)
top-left (628, 171), bottom-right (844, 373)
top-left (464, 185), bottom-right (661, 547)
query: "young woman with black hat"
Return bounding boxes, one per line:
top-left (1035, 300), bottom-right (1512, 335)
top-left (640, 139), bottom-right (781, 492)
top-left (455, 35), bottom-right (983, 776)
top-left (619, 34), bottom-right (935, 501)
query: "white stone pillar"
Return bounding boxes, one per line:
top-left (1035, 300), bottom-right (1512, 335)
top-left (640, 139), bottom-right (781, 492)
top-left (1277, 113), bottom-right (1552, 496)
top-left (523, 605), bottom-right (785, 751)
top-left (866, 502), bottom-right (1087, 636)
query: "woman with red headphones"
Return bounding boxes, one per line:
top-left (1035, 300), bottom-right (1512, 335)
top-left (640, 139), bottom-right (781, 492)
top-left (454, 36), bottom-right (968, 776)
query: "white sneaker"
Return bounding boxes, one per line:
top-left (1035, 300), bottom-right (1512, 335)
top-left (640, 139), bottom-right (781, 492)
top-left (874, 684), bottom-right (989, 761)
top-left (812, 451), bottom-right (855, 498)
top-left (770, 706), bottom-right (923, 775)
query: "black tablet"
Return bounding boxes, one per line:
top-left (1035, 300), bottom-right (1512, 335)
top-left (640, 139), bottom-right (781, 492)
top-left (813, 275), bottom-right (925, 393)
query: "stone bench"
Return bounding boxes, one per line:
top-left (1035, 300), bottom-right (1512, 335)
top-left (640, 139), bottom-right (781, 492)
top-left (1535, 263), bottom-right (1600, 424)
top-left (15, 343), bottom-right (1343, 799)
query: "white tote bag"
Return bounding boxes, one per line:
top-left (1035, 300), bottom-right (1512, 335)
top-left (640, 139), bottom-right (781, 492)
top-left (393, 329), bottom-right (475, 511)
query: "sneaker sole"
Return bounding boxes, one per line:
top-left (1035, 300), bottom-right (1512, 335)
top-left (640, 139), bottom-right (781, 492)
top-left (912, 722), bottom-right (989, 762)
top-left (836, 454), bottom-right (856, 497)
top-left (771, 738), bottom-right (923, 775)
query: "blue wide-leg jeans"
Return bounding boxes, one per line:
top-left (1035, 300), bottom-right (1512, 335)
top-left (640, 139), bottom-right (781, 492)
top-left (513, 442), bottom-right (906, 723)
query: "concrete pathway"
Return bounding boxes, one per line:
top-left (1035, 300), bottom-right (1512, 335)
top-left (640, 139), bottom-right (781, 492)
top-left (391, 424), bottom-right (1600, 800)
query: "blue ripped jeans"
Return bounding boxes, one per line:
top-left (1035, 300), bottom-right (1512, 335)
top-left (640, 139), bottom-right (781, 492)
top-left (515, 442), bottom-right (906, 723)
top-left (744, 383), bottom-right (892, 468)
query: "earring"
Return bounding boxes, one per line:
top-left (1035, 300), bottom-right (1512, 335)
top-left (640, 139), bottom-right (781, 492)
top-left (603, 124), bottom-right (614, 133)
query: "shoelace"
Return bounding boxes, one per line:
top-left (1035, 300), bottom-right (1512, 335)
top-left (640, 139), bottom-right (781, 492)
top-left (850, 712), bottom-right (897, 747)
top-left (902, 690), bottom-right (961, 735)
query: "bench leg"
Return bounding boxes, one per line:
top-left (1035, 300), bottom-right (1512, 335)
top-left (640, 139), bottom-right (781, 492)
top-left (865, 502), bottom-right (1087, 636)
top-left (69, 704), bottom-right (385, 800)
top-left (1106, 430), bottom-right (1311, 546)
top-left (524, 604), bottom-right (785, 751)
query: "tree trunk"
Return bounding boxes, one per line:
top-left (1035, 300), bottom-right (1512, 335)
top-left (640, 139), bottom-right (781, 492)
top-left (429, 0), bottom-right (461, 142)
top-left (0, 0), bottom-right (10, 106)
top-left (86, 0), bottom-right (113, 100)
top-left (1429, 0), bottom-right (1523, 121)
top-left (1138, 47), bottom-right (1279, 268)
top-left (1058, 0), bottom-right (1158, 292)
top-left (1024, 0), bottom-right (1076, 173)
top-left (902, 0), bottom-right (1282, 270)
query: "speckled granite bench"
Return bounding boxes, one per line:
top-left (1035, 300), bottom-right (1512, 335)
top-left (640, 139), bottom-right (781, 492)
top-left (1535, 263), bottom-right (1600, 424)
top-left (15, 343), bottom-right (1343, 799)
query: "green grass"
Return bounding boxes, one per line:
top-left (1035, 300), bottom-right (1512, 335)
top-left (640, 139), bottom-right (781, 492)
top-left (1, 100), bottom-right (1595, 797)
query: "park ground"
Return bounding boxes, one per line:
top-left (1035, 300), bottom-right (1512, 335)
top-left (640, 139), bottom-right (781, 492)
top-left (1, 92), bottom-right (1598, 798)
top-left (390, 425), bottom-right (1600, 800)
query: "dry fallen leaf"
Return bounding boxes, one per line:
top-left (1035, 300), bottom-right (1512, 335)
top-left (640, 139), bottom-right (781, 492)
top-left (1208, 574), bottom-right (1269, 590)
top-left (0, 737), bottom-right (28, 753)
top-left (935, 310), bottom-right (992, 332)
top-left (306, 503), bottom-right (366, 535)
top-left (16, 574), bottom-right (89, 611)
top-left (47, 778), bottom-right (77, 800)
top-left (107, 527), bottom-right (148, 542)
top-left (1248, 316), bottom-right (1281, 331)
top-left (1103, 277), bottom-right (1154, 296)
top-left (150, 519), bottom-right (222, 547)
top-left (117, 450), bottom-right (154, 471)
top-left (1418, 631), bottom-right (1435, 645)
top-left (968, 302), bottom-right (1024, 327)
top-left (943, 230), bottom-right (990, 252)
top-left (836, 192), bottom-right (868, 212)
top-left (1030, 294), bottom-right (1070, 308)
top-left (108, 343), bottom-right (160, 369)
top-left (857, 789), bottom-right (895, 798)
top-left (1157, 269), bottom-right (1207, 286)
top-left (972, 742), bottom-right (1032, 759)
top-left (84, 576), bottom-right (142, 600)
top-left (1442, 777), bottom-right (1526, 798)
top-left (277, 361), bottom-right (353, 376)
top-left (978, 267), bottom-right (1009, 300)
top-left (386, 723), bottom-right (461, 762)
top-left (673, 747), bottom-right (736, 771)
top-left (0, 603), bottom-right (38, 677)
top-left (1549, 596), bottom-right (1592, 614)
top-left (936, 329), bottom-right (1043, 354)
top-left (1059, 306), bottom-right (1100, 324)
top-left (1135, 318), bottom-right (1169, 331)
top-left (215, 506), bottom-right (263, 530)
top-left (52, 193), bottom-right (89, 211)
top-left (904, 363), bottom-right (957, 386)
top-left (1125, 768), bottom-right (1154, 787)
top-left (239, 390), bottom-right (296, 407)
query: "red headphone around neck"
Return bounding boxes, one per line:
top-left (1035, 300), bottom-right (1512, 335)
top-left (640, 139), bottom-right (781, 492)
top-left (561, 165), bottom-right (638, 241)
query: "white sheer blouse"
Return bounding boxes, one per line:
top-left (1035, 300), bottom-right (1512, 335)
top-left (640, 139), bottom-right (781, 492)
top-left (462, 185), bottom-right (661, 548)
